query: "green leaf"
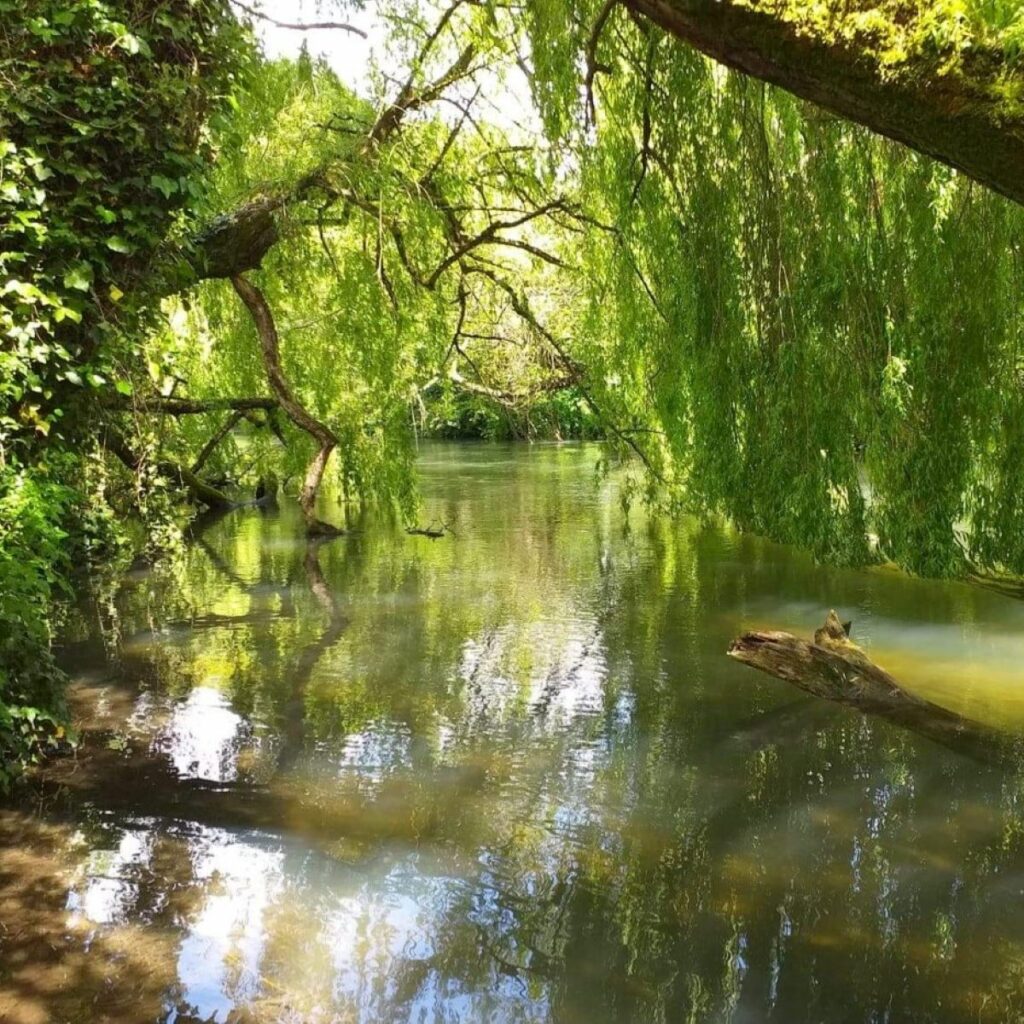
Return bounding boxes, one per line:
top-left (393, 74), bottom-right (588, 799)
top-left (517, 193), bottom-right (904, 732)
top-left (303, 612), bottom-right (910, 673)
top-left (150, 174), bottom-right (178, 199)
top-left (62, 262), bottom-right (93, 292)
top-left (105, 234), bottom-right (132, 254)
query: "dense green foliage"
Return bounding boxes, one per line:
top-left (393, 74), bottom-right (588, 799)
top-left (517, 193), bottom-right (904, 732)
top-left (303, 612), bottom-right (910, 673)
top-left (0, 464), bottom-right (73, 784)
top-left (1, 0), bottom-right (245, 451)
top-left (524, 0), bottom-right (1024, 576)
top-left (0, 0), bottom-right (247, 781)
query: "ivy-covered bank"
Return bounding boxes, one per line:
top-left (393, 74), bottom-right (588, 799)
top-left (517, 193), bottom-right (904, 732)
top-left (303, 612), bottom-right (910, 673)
top-left (0, 0), bottom-right (247, 781)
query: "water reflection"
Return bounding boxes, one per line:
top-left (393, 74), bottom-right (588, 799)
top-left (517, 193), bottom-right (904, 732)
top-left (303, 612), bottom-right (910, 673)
top-left (4, 442), bottom-right (1024, 1022)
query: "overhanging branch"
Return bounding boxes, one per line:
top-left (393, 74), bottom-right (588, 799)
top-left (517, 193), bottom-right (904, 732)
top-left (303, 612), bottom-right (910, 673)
top-left (624, 0), bottom-right (1024, 207)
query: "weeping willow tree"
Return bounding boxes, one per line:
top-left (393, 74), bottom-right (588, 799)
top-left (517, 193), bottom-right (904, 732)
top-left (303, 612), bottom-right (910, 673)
top-left (612, 0), bottom-right (1024, 206)
top-left (91, 0), bottom-right (1024, 573)
top-left (517, 0), bottom-right (1024, 578)
top-left (106, 1), bottom-right (607, 535)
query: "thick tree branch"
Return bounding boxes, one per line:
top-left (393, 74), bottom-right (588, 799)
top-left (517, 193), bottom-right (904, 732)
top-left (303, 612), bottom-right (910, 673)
top-left (729, 610), bottom-right (1023, 765)
top-left (231, 274), bottom-right (343, 536)
top-left (103, 429), bottom-right (235, 510)
top-left (624, 0), bottom-right (1024, 207)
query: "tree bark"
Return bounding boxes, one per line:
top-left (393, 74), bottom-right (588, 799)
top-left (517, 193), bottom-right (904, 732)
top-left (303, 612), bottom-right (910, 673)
top-left (192, 197), bottom-right (282, 280)
top-left (624, 0), bottom-right (1024, 208)
top-left (728, 610), bottom-right (1021, 765)
top-left (230, 274), bottom-right (343, 536)
top-left (103, 429), bottom-right (235, 511)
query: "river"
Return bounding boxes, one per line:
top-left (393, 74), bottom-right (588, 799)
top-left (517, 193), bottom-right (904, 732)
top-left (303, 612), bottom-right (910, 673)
top-left (3, 442), bottom-right (1024, 1023)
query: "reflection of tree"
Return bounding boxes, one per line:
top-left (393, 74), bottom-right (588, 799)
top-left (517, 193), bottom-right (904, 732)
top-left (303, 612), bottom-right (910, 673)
top-left (276, 539), bottom-right (348, 771)
top-left (26, 447), bottom-right (1024, 1022)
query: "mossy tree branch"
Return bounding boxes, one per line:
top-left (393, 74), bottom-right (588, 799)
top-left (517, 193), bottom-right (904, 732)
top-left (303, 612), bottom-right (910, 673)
top-left (624, 0), bottom-right (1024, 207)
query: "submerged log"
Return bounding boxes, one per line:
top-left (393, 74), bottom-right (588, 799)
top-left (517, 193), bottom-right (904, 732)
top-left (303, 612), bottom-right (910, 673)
top-left (728, 610), bottom-right (1021, 766)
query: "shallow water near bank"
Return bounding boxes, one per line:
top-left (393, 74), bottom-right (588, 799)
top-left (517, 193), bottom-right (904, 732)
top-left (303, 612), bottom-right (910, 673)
top-left (4, 441), bottom-right (1024, 1022)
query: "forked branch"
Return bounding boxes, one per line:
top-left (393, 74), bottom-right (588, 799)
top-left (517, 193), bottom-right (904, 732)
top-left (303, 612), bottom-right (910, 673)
top-left (231, 274), bottom-right (344, 536)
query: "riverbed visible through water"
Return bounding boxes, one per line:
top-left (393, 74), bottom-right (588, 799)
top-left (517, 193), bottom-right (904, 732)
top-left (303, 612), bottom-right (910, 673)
top-left (4, 442), bottom-right (1024, 1023)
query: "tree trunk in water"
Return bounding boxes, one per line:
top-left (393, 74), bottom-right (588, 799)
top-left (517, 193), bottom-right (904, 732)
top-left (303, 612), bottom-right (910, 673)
top-left (624, 0), bottom-right (1024, 208)
top-left (728, 610), bottom-right (1022, 766)
top-left (103, 428), bottom-right (235, 511)
top-left (230, 274), bottom-right (343, 536)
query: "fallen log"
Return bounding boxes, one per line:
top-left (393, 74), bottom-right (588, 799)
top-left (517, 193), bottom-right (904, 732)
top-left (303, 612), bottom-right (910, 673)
top-left (728, 610), bottom-right (1022, 766)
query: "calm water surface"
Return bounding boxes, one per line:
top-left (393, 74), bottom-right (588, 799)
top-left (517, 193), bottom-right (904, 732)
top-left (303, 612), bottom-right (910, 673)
top-left (4, 442), bottom-right (1024, 1023)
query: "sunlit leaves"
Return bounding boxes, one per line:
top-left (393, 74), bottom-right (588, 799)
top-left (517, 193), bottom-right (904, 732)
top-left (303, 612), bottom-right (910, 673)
top-left (524, 0), bottom-right (1024, 577)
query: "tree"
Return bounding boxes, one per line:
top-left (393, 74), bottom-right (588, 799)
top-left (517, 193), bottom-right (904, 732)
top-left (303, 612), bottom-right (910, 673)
top-left (125, 3), bottom-right (617, 535)
top-left (523, 0), bottom-right (1024, 576)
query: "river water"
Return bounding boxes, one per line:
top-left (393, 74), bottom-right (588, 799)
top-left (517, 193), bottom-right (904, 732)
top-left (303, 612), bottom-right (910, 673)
top-left (4, 442), bottom-right (1024, 1023)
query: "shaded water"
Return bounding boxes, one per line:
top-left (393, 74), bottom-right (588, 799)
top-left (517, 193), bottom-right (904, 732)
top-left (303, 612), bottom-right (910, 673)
top-left (4, 443), bottom-right (1024, 1022)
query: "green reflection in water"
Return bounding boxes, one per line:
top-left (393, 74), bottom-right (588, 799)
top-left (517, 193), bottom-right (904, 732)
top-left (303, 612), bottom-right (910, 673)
top-left (4, 442), bottom-right (1024, 1023)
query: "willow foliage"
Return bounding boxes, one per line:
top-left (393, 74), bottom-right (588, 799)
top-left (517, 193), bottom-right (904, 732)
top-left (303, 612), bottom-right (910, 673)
top-left (523, 0), bottom-right (1024, 577)
top-left (154, 8), bottom-right (584, 519)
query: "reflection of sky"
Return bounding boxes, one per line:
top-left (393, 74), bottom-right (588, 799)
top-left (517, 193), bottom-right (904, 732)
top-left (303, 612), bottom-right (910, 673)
top-left (175, 834), bottom-right (284, 1020)
top-left (458, 622), bottom-right (609, 730)
top-left (67, 828), bottom-right (152, 927)
top-left (338, 724), bottom-right (413, 782)
top-left (64, 820), bottom-right (553, 1022)
top-left (155, 686), bottom-right (246, 783)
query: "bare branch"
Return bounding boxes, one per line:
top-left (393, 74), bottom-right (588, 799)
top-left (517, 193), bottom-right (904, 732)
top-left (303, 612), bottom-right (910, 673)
top-left (231, 274), bottom-right (343, 536)
top-left (191, 410), bottom-right (245, 475)
top-left (585, 0), bottom-right (619, 125)
top-left (426, 200), bottom-right (568, 287)
top-left (464, 264), bottom-right (665, 482)
top-left (103, 429), bottom-right (235, 510)
top-left (369, 44), bottom-right (477, 145)
top-left (228, 0), bottom-right (367, 37)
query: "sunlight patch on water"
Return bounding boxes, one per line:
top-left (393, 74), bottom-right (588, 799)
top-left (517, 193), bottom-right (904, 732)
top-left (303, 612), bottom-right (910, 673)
top-left (154, 686), bottom-right (249, 782)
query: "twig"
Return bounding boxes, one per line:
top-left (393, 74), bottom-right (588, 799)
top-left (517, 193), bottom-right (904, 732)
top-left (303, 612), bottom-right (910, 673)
top-left (584, 0), bottom-right (618, 125)
top-left (228, 0), bottom-right (367, 37)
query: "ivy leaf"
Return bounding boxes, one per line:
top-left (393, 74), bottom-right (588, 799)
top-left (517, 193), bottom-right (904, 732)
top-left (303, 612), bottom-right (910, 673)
top-left (105, 235), bottom-right (132, 254)
top-left (150, 174), bottom-right (178, 199)
top-left (114, 379), bottom-right (133, 396)
top-left (62, 262), bottom-right (93, 292)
